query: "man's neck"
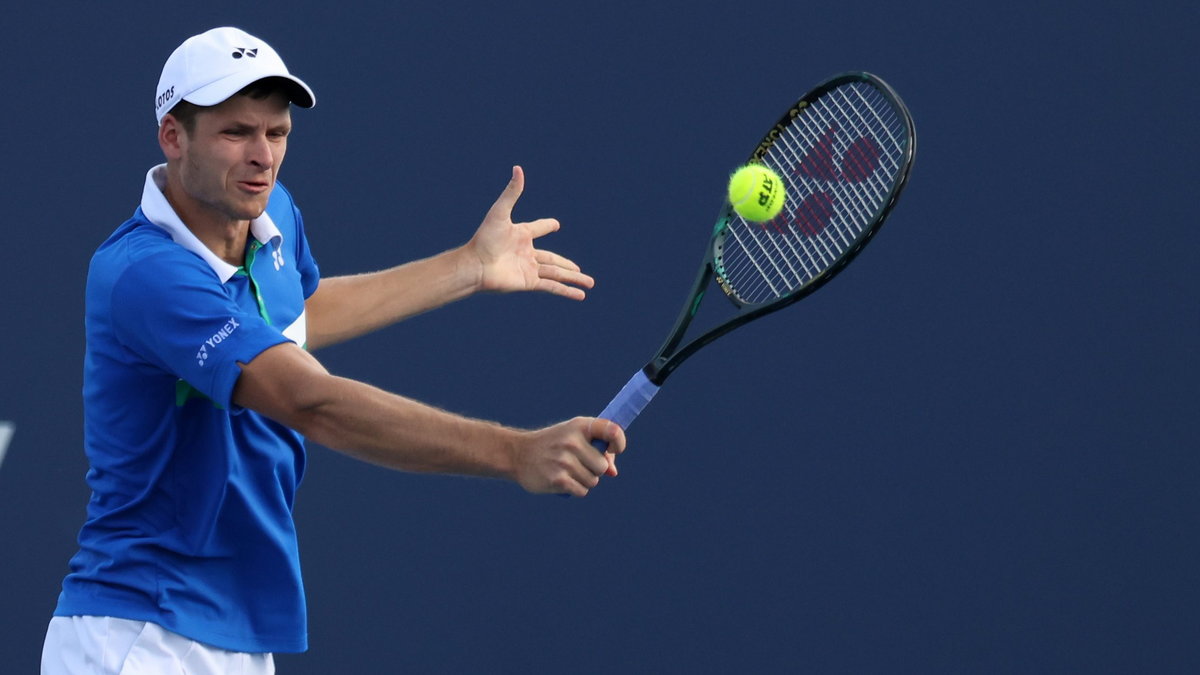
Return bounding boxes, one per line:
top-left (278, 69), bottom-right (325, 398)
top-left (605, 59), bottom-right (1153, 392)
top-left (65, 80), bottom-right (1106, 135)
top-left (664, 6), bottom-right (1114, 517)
top-left (162, 182), bottom-right (251, 267)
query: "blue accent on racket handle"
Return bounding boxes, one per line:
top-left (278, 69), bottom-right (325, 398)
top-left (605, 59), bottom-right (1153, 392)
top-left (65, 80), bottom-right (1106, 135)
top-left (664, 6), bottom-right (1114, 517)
top-left (590, 369), bottom-right (660, 454)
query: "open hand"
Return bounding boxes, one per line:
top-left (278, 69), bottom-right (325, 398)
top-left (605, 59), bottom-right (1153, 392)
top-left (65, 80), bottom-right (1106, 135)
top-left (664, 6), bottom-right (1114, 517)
top-left (466, 166), bottom-right (595, 300)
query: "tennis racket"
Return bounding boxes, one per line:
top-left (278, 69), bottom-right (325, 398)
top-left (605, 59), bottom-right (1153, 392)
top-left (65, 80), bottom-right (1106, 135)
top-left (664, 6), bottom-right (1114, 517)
top-left (593, 71), bottom-right (916, 451)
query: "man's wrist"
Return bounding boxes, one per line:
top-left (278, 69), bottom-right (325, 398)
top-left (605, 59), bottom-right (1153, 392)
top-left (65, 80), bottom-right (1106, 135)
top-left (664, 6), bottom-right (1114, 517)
top-left (448, 243), bottom-right (485, 295)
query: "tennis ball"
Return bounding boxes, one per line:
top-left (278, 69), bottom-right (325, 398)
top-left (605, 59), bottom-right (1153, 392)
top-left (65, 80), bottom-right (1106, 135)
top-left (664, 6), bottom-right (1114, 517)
top-left (727, 164), bottom-right (786, 222)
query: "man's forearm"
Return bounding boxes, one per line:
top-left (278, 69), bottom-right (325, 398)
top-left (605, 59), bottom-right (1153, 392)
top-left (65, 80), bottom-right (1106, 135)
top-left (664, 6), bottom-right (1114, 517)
top-left (305, 246), bottom-right (480, 350)
top-left (290, 372), bottom-right (520, 479)
top-left (235, 342), bottom-right (625, 496)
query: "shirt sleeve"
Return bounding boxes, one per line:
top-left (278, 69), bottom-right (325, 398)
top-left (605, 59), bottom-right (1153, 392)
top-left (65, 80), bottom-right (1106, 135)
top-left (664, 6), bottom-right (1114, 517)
top-left (109, 252), bottom-right (291, 409)
top-left (292, 207), bottom-right (320, 300)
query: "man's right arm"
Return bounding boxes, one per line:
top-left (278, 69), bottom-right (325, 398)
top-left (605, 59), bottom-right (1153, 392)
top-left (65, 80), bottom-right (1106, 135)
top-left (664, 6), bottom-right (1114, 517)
top-left (232, 343), bottom-right (625, 496)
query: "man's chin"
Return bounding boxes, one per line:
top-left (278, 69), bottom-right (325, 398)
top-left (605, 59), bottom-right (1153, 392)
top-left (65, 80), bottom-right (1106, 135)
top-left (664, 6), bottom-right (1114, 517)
top-left (234, 195), bottom-right (272, 220)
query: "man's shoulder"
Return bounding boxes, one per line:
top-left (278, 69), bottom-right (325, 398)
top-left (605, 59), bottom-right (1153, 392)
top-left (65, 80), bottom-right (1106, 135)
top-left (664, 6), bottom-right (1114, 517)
top-left (96, 212), bottom-right (171, 258)
top-left (90, 213), bottom-right (214, 286)
top-left (271, 180), bottom-right (297, 205)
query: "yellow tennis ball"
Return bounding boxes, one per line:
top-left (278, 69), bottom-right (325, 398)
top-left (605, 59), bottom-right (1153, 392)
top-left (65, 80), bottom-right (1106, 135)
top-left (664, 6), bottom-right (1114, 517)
top-left (727, 164), bottom-right (786, 222)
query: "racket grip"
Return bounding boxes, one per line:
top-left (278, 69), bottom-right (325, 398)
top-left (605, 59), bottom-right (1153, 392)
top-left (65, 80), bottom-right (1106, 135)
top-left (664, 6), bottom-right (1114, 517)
top-left (590, 369), bottom-right (660, 454)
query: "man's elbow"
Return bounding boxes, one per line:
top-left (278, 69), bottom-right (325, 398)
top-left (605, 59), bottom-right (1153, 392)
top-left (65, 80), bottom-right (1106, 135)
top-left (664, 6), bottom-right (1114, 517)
top-left (233, 343), bottom-right (337, 436)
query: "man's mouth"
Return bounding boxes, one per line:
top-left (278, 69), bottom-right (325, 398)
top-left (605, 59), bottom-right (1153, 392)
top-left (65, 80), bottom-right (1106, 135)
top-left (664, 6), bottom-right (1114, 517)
top-left (237, 180), bottom-right (271, 194)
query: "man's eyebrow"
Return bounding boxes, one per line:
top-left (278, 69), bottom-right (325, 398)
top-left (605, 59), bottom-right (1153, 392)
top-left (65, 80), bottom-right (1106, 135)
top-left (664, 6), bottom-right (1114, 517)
top-left (219, 120), bottom-right (291, 133)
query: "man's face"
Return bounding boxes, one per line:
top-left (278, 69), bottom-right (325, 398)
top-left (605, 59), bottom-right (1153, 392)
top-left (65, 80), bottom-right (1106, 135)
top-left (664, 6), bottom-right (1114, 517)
top-left (173, 92), bottom-right (292, 223)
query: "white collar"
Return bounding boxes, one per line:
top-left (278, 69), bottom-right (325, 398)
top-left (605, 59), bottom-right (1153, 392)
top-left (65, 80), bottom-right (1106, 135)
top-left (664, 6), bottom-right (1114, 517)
top-left (140, 164), bottom-right (284, 283)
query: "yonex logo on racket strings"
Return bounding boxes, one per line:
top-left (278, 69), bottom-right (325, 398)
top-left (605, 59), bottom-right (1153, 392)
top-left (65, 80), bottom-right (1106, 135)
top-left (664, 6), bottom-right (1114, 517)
top-left (801, 125), bottom-right (883, 183)
top-left (786, 125), bottom-right (883, 237)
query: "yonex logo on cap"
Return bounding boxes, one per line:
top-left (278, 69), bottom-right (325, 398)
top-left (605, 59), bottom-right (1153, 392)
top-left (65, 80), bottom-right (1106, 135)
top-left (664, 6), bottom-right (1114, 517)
top-left (154, 27), bottom-right (315, 124)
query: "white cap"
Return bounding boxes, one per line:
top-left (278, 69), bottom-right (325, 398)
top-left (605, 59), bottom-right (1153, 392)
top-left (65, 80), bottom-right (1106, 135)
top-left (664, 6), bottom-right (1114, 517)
top-left (155, 27), bottom-right (315, 124)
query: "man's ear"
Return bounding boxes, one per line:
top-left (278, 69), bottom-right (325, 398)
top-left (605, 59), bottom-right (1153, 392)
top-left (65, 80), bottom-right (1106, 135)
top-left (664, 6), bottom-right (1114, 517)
top-left (158, 115), bottom-right (185, 161)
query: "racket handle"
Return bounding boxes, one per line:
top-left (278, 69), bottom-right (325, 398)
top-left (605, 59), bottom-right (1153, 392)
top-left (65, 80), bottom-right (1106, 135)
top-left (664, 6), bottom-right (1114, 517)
top-left (590, 369), bottom-right (660, 454)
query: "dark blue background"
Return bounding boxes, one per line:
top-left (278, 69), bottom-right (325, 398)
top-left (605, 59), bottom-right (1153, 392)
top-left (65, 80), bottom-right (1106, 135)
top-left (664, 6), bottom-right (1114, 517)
top-left (2, 2), bottom-right (1196, 672)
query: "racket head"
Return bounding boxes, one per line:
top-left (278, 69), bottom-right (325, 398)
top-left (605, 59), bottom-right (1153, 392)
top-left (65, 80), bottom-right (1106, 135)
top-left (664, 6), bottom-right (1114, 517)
top-left (714, 72), bottom-right (916, 309)
top-left (648, 72), bottom-right (916, 383)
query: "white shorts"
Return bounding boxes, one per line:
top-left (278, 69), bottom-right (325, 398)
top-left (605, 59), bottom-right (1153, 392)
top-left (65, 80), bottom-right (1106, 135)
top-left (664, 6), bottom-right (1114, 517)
top-left (41, 616), bottom-right (275, 675)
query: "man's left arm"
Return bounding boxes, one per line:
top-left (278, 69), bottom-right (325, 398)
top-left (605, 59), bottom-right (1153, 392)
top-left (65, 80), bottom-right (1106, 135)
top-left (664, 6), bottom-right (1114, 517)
top-left (305, 166), bottom-right (594, 350)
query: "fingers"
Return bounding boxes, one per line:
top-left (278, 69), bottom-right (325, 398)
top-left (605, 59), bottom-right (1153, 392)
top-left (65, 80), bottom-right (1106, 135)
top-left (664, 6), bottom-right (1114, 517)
top-left (535, 282), bottom-right (586, 302)
top-left (533, 250), bottom-right (594, 300)
top-left (534, 272), bottom-right (594, 302)
top-left (588, 417), bottom-right (627, 456)
top-left (537, 265), bottom-right (593, 289)
top-left (489, 173), bottom-right (560, 240)
top-left (534, 248), bottom-right (581, 273)
top-left (521, 417), bottom-right (628, 497)
top-left (526, 217), bottom-right (560, 239)
top-left (571, 418), bottom-right (625, 491)
top-left (487, 165), bottom-right (525, 220)
top-left (551, 443), bottom-right (608, 498)
top-left (604, 452), bottom-right (619, 477)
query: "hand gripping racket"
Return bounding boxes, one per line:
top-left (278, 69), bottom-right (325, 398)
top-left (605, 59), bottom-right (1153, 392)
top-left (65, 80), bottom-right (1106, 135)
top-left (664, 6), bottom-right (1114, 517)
top-left (593, 72), bottom-right (916, 451)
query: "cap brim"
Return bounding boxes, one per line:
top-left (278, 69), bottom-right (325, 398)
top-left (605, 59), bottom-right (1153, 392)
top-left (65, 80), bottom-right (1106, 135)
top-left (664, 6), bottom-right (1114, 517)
top-left (184, 71), bottom-right (315, 109)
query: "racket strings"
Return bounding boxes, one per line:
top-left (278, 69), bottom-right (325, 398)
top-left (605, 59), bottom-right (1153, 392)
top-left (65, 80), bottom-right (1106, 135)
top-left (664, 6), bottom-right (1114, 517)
top-left (734, 85), bottom-right (900, 295)
top-left (718, 81), bottom-right (909, 305)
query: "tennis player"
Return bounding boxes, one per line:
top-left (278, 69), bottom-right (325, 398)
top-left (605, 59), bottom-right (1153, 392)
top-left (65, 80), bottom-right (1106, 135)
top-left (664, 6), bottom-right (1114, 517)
top-left (41, 26), bottom-right (625, 674)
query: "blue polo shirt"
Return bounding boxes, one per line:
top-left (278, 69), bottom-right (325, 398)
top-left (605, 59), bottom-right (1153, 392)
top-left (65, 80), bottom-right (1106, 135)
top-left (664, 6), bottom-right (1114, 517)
top-left (54, 165), bottom-right (320, 653)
